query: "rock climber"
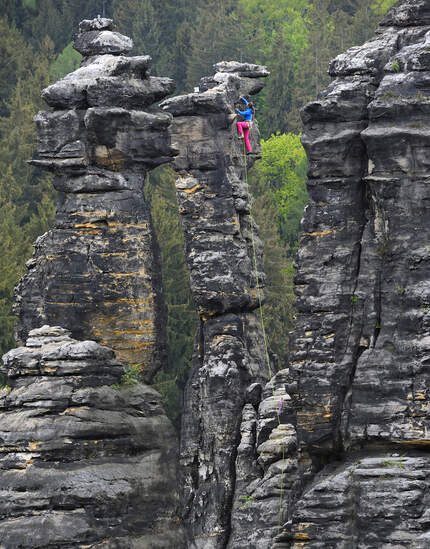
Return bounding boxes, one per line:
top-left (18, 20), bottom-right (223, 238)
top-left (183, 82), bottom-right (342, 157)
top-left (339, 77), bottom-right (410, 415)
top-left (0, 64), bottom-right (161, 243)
top-left (236, 96), bottom-right (255, 153)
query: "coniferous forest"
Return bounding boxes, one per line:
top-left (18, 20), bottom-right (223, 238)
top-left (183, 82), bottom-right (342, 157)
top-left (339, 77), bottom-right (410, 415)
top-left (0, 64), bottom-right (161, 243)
top-left (0, 0), bottom-right (397, 426)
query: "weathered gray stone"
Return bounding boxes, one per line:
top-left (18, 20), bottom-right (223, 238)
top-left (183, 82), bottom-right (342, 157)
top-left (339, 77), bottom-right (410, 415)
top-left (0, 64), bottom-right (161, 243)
top-left (74, 30), bottom-right (133, 57)
top-left (86, 75), bottom-right (175, 108)
top-left (279, 456), bottom-right (430, 548)
top-left (78, 17), bottom-right (114, 33)
top-left (0, 330), bottom-right (184, 548)
top-left (214, 61), bottom-right (270, 78)
top-left (381, 0), bottom-right (430, 27)
top-left (41, 55), bottom-right (152, 109)
top-left (164, 63), bottom-right (273, 548)
top-left (16, 19), bottom-right (177, 381)
top-left (214, 2), bottom-right (430, 548)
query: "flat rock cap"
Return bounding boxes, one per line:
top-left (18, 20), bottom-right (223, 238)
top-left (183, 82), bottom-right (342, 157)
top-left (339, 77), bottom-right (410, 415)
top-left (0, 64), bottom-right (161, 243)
top-left (28, 325), bottom-right (71, 338)
top-left (78, 17), bottom-right (114, 33)
top-left (74, 30), bottom-right (133, 57)
top-left (214, 61), bottom-right (270, 78)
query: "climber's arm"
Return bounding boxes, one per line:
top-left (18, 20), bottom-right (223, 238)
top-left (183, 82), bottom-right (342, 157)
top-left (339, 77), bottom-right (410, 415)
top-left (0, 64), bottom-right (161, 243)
top-left (236, 107), bottom-right (252, 116)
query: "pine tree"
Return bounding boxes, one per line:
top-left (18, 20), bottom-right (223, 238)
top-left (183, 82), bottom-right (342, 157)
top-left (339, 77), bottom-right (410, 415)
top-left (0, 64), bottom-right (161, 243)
top-left (50, 42), bottom-right (82, 83)
top-left (349, 0), bottom-right (380, 45)
top-left (30, 0), bottom-right (65, 51)
top-left (0, 34), bottom-right (55, 354)
top-left (113, 0), bottom-right (189, 79)
top-left (259, 33), bottom-right (296, 135)
top-left (0, 0), bottom-right (36, 30)
top-left (171, 20), bottom-right (193, 92)
top-left (251, 180), bottom-right (296, 364)
top-left (286, 0), bottom-right (335, 131)
top-left (186, 0), bottom-right (244, 88)
top-left (0, 17), bottom-right (34, 118)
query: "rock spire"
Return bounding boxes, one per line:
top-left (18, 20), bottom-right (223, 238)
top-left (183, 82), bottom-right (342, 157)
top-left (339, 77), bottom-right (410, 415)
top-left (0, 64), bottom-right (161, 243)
top-left (14, 17), bottom-right (177, 382)
top-left (216, 1), bottom-right (430, 547)
top-left (1, 17), bottom-right (185, 549)
top-left (161, 61), bottom-right (273, 548)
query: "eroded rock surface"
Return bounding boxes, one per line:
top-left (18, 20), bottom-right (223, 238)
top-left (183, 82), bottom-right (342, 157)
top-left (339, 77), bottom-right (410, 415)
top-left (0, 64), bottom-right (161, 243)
top-left (0, 326), bottom-right (184, 548)
top-left (162, 63), bottom-right (274, 548)
top-left (172, 1), bottom-right (430, 548)
top-left (14, 17), bottom-right (177, 382)
top-left (242, 1), bottom-right (430, 547)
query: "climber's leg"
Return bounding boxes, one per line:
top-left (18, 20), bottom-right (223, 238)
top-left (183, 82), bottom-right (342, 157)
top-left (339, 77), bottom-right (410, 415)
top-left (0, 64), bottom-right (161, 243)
top-left (243, 124), bottom-right (252, 152)
top-left (236, 121), bottom-right (246, 138)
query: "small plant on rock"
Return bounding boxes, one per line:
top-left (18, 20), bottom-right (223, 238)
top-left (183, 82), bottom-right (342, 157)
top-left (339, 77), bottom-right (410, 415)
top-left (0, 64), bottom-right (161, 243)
top-left (391, 60), bottom-right (401, 72)
top-left (381, 459), bottom-right (404, 469)
top-left (0, 373), bottom-right (11, 393)
top-left (239, 495), bottom-right (255, 507)
top-left (112, 364), bottom-right (141, 389)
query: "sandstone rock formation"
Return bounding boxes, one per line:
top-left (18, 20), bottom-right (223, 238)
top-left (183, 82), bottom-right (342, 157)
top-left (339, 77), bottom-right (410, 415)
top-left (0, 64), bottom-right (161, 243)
top-left (0, 325), bottom-right (184, 548)
top-left (14, 17), bottom-right (177, 382)
top-left (2, 17), bottom-right (185, 549)
top-left (5, 1), bottom-right (430, 547)
top-left (161, 62), bottom-right (274, 548)
top-left (227, 1), bottom-right (430, 547)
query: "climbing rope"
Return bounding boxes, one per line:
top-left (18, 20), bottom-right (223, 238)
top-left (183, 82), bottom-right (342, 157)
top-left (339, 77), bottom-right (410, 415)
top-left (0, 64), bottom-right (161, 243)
top-left (242, 139), bottom-right (287, 534)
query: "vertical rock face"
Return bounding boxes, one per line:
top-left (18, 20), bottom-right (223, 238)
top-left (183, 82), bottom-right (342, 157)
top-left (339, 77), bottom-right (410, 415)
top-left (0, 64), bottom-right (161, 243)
top-left (161, 63), bottom-right (273, 548)
top-left (189, 2), bottom-right (430, 548)
top-left (14, 17), bottom-right (177, 382)
top-left (0, 326), bottom-right (184, 548)
top-left (293, 0), bottom-right (430, 464)
top-left (252, 0), bottom-right (430, 547)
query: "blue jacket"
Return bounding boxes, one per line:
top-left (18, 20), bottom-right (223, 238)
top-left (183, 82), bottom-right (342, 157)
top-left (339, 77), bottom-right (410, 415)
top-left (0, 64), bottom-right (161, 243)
top-left (236, 96), bottom-right (253, 122)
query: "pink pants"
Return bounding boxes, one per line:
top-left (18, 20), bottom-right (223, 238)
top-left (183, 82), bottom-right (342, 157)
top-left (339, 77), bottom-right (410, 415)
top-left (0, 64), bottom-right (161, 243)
top-left (236, 121), bottom-right (252, 152)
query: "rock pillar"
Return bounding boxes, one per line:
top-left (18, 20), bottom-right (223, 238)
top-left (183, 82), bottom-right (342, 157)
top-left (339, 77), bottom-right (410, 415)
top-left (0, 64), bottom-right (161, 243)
top-left (14, 17), bottom-right (177, 382)
top-left (161, 62), bottom-right (273, 548)
top-left (1, 16), bottom-right (185, 549)
top-left (261, 1), bottom-right (430, 547)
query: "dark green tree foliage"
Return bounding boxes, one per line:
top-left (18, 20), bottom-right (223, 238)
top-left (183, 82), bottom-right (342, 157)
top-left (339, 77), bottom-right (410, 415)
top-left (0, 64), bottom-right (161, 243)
top-left (253, 133), bottom-right (308, 251)
top-left (170, 19), bottom-right (193, 90)
top-left (0, 0), bottom-right (36, 30)
top-left (185, 0), bottom-right (243, 89)
top-left (257, 34), bottom-right (296, 137)
top-left (1, 0), bottom-right (113, 53)
top-left (145, 167), bottom-right (198, 429)
top-left (247, 132), bottom-right (308, 362)
top-left (251, 177), bottom-right (296, 364)
top-left (0, 25), bottom-right (56, 355)
top-left (0, 17), bottom-right (33, 118)
top-left (113, 0), bottom-right (204, 90)
top-left (49, 42), bottom-right (82, 83)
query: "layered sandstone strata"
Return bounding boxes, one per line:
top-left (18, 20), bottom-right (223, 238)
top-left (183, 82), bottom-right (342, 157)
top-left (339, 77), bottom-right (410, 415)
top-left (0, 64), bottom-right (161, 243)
top-left (161, 62), bottom-right (273, 548)
top-left (0, 326), bottom-right (184, 548)
top-left (14, 17), bottom-right (177, 382)
top-left (236, 1), bottom-right (430, 547)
